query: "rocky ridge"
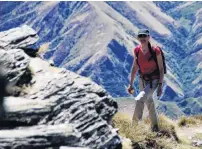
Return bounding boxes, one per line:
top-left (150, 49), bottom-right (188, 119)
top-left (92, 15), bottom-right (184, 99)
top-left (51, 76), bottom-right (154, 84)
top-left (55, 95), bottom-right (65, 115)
top-left (0, 25), bottom-right (121, 149)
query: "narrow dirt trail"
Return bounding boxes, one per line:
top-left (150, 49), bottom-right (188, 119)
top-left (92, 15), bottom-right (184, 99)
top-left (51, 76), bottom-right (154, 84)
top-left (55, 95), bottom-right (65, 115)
top-left (177, 125), bottom-right (202, 139)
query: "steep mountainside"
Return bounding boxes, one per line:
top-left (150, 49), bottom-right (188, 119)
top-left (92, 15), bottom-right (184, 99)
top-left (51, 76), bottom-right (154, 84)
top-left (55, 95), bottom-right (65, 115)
top-left (156, 2), bottom-right (202, 115)
top-left (0, 1), bottom-right (201, 117)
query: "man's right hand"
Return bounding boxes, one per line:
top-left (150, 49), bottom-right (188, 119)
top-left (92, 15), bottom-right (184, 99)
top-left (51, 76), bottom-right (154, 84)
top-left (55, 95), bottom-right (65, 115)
top-left (127, 85), bottom-right (134, 94)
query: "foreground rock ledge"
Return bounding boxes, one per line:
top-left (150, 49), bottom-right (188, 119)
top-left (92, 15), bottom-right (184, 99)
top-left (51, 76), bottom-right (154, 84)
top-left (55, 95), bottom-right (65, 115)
top-left (0, 25), bottom-right (121, 149)
top-left (0, 124), bottom-right (81, 149)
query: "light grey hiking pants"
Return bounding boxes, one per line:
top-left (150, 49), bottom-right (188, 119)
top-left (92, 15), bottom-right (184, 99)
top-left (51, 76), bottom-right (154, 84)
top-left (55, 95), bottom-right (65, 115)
top-left (132, 78), bottom-right (159, 128)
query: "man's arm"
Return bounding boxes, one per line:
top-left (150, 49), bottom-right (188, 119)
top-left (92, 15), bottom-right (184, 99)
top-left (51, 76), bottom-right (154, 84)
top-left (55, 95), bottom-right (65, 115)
top-left (157, 53), bottom-right (164, 84)
top-left (130, 54), bottom-right (139, 86)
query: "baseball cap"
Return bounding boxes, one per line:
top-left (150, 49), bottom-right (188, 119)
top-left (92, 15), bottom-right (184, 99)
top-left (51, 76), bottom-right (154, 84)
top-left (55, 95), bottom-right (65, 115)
top-left (138, 29), bottom-right (150, 36)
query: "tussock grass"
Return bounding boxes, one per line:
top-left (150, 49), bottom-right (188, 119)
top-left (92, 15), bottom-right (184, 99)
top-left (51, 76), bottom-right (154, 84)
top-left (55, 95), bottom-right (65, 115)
top-left (192, 133), bottom-right (202, 140)
top-left (158, 114), bottom-right (179, 142)
top-left (112, 113), bottom-right (179, 148)
top-left (192, 115), bottom-right (202, 121)
top-left (38, 42), bottom-right (50, 54)
top-left (178, 116), bottom-right (197, 127)
top-left (178, 116), bottom-right (202, 127)
top-left (112, 112), bottom-right (200, 149)
top-left (112, 112), bottom-right (152, 142)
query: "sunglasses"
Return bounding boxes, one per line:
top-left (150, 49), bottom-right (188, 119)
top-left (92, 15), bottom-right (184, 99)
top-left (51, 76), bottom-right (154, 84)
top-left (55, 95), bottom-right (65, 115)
top-left (138, 34), bottom-right (148, 38)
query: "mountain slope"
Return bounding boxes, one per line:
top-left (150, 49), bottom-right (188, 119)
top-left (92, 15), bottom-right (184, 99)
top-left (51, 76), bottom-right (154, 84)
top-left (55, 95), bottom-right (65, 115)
top-left (0, 1), bottom-right (201, 117)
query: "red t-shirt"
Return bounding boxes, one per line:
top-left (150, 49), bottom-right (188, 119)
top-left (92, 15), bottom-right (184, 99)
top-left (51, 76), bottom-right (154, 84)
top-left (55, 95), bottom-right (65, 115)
top-left (134, 45), bottom-right (161, 78)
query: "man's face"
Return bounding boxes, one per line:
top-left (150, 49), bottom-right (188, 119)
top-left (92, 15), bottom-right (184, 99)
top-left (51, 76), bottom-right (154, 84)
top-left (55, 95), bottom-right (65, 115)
top-left (138, 34), bottom-right (150, 44)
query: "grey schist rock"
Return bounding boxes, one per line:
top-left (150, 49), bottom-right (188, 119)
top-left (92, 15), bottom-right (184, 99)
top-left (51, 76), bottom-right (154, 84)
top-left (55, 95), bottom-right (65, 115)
top-left (0, 25), bottom-right (39, 50)
top-left (192, 140), bottom-right (202, 147)
top-left (0, 49), bottom-right (30, 86)
top-left (0, 124), bottom-right (81, 149)
top-left (0, 25), bottom-right (36, 87)
top-left (60, 147), bottom-right (89, 149)
top-left (0, 25), bottom-right (121, 149)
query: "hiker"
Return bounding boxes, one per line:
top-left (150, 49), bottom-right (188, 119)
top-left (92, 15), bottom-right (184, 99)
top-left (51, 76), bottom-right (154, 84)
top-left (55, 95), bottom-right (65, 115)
top-left (128, 29), bottom-right (166, 132)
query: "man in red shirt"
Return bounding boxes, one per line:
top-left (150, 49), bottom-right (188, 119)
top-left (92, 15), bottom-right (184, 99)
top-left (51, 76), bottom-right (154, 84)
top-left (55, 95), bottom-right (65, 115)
top-left (128, 29), bottom-right (164, 132)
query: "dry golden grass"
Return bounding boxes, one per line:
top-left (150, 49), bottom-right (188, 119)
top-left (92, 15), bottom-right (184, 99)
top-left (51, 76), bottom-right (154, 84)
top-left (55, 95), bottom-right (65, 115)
top-left (178, 116), bottom-right (202, 127)
top-left (193, 133), bottom-right (202, 140)
top-left (192, 115), bottom-right (202, 122)
top-left (112, 112), bottom-right (153, 143)
top-left (112, 112), bottom-right (200, 149)
top-left (112, 113), bottom-right (178, 148)
top-left (38, 42), bottom-right (50, 54)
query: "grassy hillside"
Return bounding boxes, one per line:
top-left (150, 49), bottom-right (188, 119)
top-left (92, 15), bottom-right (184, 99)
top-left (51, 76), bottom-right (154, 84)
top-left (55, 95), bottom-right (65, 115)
top-left (113, 112), bottom-right (202, 149)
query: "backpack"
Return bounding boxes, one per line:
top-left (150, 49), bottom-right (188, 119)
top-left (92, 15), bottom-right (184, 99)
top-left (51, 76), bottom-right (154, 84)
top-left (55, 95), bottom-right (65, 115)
top-left (135, 43), bottom-right (167, 76)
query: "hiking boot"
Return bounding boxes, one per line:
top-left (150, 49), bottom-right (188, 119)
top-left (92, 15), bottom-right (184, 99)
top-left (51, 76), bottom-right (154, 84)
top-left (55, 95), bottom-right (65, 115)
top-left (152, 125), bottom-right (159, 132)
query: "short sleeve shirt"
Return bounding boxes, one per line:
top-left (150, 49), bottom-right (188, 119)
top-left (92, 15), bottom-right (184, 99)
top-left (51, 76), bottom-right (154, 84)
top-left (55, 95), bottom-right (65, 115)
top-left (134, 45), bottom-right (161, 75)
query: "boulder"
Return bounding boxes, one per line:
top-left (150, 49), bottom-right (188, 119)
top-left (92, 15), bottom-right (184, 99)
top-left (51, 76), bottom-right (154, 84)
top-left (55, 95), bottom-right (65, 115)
top-left (0, 25), bottom-right (121, 149)
top-left (0, 25), bottom-right (39, 50)
top-left (0, 124), bottom-right (81, 149)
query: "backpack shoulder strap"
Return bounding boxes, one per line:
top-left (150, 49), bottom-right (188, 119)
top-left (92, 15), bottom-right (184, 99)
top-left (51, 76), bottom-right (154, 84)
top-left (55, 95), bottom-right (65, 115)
top-left (134, 45), bottom-right (141, 73)
top-left (151, 45), bottom-right (167, 74)
top-left (134, 45), bottom-right (140, 57)
top-left (155, 46), bottom-right (167, 74)
top-left (148, 44), bottom-right (157, 62)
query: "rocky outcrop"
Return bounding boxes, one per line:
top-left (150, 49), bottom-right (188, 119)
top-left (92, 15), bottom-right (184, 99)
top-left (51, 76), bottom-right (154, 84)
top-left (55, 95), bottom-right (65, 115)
top-left (0, 25), bottom-right (39, 50)
top-left (0, 48), bottom-right (30, 87)
top-left (0, 124), bottom-right (81, 149)
top-left (0, 25), bottom-right (121, 149)
top-left (0, 25), bottom-right (35, 87)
